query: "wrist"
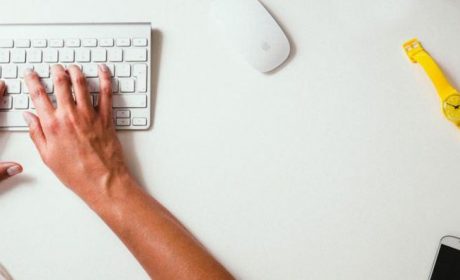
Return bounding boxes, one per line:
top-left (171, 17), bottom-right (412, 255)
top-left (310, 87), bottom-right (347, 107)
top-left (79, 167), bottom-right (140, 212)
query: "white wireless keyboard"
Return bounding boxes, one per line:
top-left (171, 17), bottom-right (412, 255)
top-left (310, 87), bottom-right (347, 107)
top-left (0, 23), bottom-right (152, 131)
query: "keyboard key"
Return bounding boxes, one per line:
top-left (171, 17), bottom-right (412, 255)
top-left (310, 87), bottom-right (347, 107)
top-left (0, 39), bottom-right (13, 48)
top-left (83, 64), bottom-right (98, 77)
top-left (116, 118), bottom-right (130, 126)
top-left (119, 78), bottom-right (135, 92)
top-left (106, 64), bottom-right (115, 76)
top-left (133, 64), bottom-right (147, 92)
top-left (116, 38), bottom-right (130, 47)
top-left (32, 39), bottom-right (47, 48)
top-left (18, 64), bottom-right (34, 78)
top-left (49, 39), bottom-right (64, 48)
top-left (27, 49), bottom-right (42, 63)
top-left (43, 49), bottom-right (58, 63)
top-left (125, 49), bottom-right (147, 62)
top-left (5, 80), bottom-right (20, 94)
top-left (92, 49), bottom-right (107, 62)
top-left (13, 95), bottom-right (29, 109)
top-left (66, 63), bottom-right (82, 70)
top-left (75, 49), bottom-right (91, 62)
top-left (112, 78), bottom-right (119, 92)
top-left (82, 38), bottom-right (97, 47)
top-left (116, 110), bottom-right (130, 118)
top-left (0, 111), bottom-right (27, 127)
top-left (59, 49), bottom-right (74, 62)
top-left (65, 38), bottom-right (80, 47)
top-left (115, 64), bottom-right (130, 77)
top-left (133, 38), bottom-right (148, 47)
top-left (0, 50), bottom-right (9, 63)
top-left (132, 117), bottom-right (147, 126)
top-left (2, 65), bottom-right (17, 78)
top-left (113, 95), bottom-right (147, 108)
top-left (42, 79), bottom-right (54, 93)
top-left (21, 81), bottom-right (29, 93)
top-left (86, 78), bottom-right (99, 93)
top-left (99, 38), bottom-right (114, 47)
top-left (35, 64), bottom-right (50, 78)
top-left (0, 96), bottom-right (12, 109)
top-left (11, 49), bottom-right (26, 63)
top-left (15, 39), bottom-right (30, 48)
top-left (108, 49), bottom-right (123, 62)
top-left (92, 94), bottom-right (99, 107)
top-left (47, 95), bottom-right (57, 107)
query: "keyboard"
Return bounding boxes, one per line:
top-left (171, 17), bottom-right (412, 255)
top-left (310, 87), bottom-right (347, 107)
top-left (0, 23), bottom-right (152, 131)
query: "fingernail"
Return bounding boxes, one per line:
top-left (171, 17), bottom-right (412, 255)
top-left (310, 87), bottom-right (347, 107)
top-left (22, 112), bottom-right (32, 126)
top-left (99, 64), bottom-right (108, 72)
top-left (7, 165), bottom-right (22, 176)
top-left (0, 80), bottom-right (4, 87)
top-left (23, 68), bottom-right (33, 76)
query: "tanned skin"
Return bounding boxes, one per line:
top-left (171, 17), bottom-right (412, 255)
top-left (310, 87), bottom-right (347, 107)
top-left (13, 64), bottom-right (235, 280)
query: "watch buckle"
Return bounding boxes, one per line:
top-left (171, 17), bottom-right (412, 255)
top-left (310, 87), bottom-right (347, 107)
top-left (403, 38), bottom-right (425, 63)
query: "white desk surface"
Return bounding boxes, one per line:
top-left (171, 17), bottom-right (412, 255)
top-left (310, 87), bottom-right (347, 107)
top-left (0, 0), bottom-right (459, 279)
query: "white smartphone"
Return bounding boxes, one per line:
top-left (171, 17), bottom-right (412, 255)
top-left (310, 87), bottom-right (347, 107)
top-left (429, 236), bottom-right (460, 279)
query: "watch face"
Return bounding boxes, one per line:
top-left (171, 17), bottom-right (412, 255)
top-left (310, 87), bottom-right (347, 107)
top-left (443, 94), bottom-right (460, 121)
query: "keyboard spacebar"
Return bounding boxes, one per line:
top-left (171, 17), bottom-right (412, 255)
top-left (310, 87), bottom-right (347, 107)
top-left (0, 111), bottom-right (27, 127)
top-left (112, 95), bottom-right (147, 108)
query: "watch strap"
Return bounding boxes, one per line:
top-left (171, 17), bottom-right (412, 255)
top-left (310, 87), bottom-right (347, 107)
top-left (403, 38), bottom-right (456, 100)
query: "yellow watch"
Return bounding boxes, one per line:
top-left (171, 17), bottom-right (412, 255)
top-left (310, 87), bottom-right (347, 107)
top-left (403, 38), bottom-right (460, 125)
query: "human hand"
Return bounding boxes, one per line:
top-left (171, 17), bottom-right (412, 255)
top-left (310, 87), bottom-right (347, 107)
top-left (0, 81), bottom-right (22, 182)
top-left (22, 65), bottom-right (129, 203)
top-left (22, 66), bottom-right (234, 280)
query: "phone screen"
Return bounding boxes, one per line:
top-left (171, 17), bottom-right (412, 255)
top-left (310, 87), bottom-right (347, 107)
top-left (431, 245), bottom-right (460, 279)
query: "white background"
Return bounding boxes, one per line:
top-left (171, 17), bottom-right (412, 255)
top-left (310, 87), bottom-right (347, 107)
top-left (0, 0), bottom-right (459, 279)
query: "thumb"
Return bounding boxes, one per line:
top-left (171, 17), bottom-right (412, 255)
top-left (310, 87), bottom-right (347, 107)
top-left (0, 162), bottom-right (22, 181)
top-left (22, 111), bottom-right (46, 152)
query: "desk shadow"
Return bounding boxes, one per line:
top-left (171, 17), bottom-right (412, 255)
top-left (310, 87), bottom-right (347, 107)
top-left (261, 4), bottom-right (297, 75)
top-left (440, 65), bottom-right (460, 92)
top-left (116, 29), bottom-right (163, 190)
top-left (149, 29), bottom-right (163, 131)
top-left (0, 175), bottom-right (35, 197)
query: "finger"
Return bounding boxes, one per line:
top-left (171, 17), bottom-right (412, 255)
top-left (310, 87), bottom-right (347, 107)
top-left (67, 65), bottom-right (93, 113)
top-left (0, 162), bottom-right (22, 181)
top-left (0, 80), bottom-right (5, 97)
top-left (23, 111), bottom-right (47, 153)
top-left (97, 64), bottom-right (113, 124)
top-left (51, 65), bottom-right (75, 111)
top-left (24, 70), bottom-right (55, 119)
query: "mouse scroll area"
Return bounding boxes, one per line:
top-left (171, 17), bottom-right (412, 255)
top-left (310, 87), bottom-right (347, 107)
top-left (209, 0), bottom-right (291, 73)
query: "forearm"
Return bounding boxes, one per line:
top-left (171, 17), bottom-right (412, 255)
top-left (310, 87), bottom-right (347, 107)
top-left (85, 173), bottom-right (234, 280)
top-left (22, 66), bottom-right (233, 279)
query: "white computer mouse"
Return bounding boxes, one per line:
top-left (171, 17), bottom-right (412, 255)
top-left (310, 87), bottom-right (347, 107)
top-left (209, 0), bottom-right (291, 73)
